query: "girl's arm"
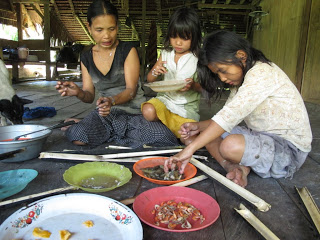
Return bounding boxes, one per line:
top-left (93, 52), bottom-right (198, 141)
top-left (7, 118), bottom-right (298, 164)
top-left (165, 120), bottom-right (225, 173)
top-left (109, 47), bottom-right (140, 105)
top-left (147, 54), bottom-right (167, 82)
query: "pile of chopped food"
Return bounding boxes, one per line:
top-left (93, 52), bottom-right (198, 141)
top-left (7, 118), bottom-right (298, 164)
top-left (152, 200), bottom-right (205, 229)
top-left (141, 165), bottom-right (183, 181)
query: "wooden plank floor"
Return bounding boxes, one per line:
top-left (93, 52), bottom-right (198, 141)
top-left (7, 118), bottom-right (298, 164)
top-left (0, 81), bottom-right (319, 240)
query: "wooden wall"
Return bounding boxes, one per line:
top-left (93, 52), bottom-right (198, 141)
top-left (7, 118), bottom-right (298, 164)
top-left (301, 0), bottom-right (320, 104)
top-left (252, 0), bottom-right (320, 104)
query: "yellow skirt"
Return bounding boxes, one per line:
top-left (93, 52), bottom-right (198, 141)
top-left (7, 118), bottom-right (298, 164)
top-left (141, 98), bottom-right (196, 138)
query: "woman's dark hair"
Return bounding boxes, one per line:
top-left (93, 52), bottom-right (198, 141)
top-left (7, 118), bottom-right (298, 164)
top-left (164, 7), bottom-right (202, 56)
top-left (87, 0), bottom-right (118, 26)
top-left (198, 30), bottom-right (270, 99)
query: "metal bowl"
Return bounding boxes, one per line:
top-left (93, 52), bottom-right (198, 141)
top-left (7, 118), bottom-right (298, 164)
top-left (0, 125), bottom-right (52, 162)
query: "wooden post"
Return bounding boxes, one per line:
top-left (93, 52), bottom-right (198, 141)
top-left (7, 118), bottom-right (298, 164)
top-left (44, 1), bottom-right (51, 80)
top-left (140, 0), bottom-right (146, 84)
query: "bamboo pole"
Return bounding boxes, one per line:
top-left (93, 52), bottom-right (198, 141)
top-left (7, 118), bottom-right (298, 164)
top-left (39, 149), bottom-right (182, 161)
top-left (0, 186), bottom-right (76, 207)
top-left (296, 186), bottom-right (320, 234)
top-left (190, 158), bottom-right (271, 212)
top-left (235, 203), bottom-right (280, 240)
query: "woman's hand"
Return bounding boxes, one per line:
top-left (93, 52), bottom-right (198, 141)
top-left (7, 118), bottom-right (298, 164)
top-left (164, 147), bottom-right (194, 174)
top-left (179, 122), bottom-right (200, 140)
top-left (96, 97), bottom-right (112, 117)
top-left (55, 81), bottom-right (80, 97)
top-left (179, 78), bottom-right (193, 92)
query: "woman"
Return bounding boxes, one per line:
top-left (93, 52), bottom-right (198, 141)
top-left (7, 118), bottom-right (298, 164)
top-left (56, 0), bottom-right (178, 148)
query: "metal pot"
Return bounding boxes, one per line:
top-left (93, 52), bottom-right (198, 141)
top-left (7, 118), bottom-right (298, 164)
top-left (0, 125), bottom-right (52, 162)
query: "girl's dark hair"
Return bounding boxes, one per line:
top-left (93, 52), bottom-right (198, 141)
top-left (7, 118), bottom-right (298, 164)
top-left (87, 0), bottom-right (118, 26)
top-left (198, 30), bottom-right (270, 99)
top-left (164, 7), bottom-right (202, 56)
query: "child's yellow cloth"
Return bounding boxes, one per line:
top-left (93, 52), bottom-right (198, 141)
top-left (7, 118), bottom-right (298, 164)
top-left (142, 98), bottom-right (196, 138)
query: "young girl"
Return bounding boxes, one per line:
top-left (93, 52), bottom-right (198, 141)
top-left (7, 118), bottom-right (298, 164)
top-left (55, 0), bottom-right (178, 148)
top-left (142, 7), bottom-right (203, 143)
top-left (165, 30), bottom-right (312, 187)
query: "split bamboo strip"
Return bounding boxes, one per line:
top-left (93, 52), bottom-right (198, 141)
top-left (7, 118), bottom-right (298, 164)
top-left (190, 158), bottom-right (271, 212)
top-left (39, 149), bottom-right (182, 161)
top-left (235, 203), bottom-right (280, 240)
top-left (296, 186), bottom-right (320, 234)
top-left (0, 186), bottom-right (77, 207)
top-left (120, 175), bottom-right (208, 205)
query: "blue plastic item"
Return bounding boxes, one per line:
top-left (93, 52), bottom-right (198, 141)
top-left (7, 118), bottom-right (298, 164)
top-left (0, 169), bottom-right (38, 200)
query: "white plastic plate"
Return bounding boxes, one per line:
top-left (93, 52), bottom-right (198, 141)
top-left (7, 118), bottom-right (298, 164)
top-left (0, 193), bottom-right (143, 240)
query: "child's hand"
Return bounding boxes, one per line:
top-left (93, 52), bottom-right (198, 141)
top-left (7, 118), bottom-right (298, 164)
top-left (151, 61), bottom-right (168, 77)
top-left (179, 122), bottom-right (200, 139)
top-left (179, 78), bottom-right (193, 92)
top-left (55, 81), bottom-right (80, 97)
top-left (96, 97), bottom-right (112, 117)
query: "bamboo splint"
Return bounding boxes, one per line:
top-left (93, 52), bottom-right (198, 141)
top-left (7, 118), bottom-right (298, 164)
top-left (0, 186), bottom-right (77, 207)
top-left (296, 186), bottom-right (320, 234)
top-left (39, 149), bottom-right (182, 161)
top-left (190, 158), bottom-right (271, 212)
top-left (120, 175), bottom-right (208, 205)
top-left (235, 204), bottom-right (280, 240)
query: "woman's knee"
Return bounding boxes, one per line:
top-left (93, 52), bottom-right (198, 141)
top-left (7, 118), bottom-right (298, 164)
top-left (142, 103), bottom-right (158, 121)
top-left (219, 135), bottom-right (245, 160)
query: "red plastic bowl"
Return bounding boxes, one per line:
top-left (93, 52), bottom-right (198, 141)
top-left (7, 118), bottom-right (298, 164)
top-left (133, 186), bottom-right (220, 232)
top-left (133, 157), bottom-right (197, 185)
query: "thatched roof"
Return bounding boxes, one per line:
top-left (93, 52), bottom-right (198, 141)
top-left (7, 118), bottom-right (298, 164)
top-left (0, 0), bottom-right (261, 45)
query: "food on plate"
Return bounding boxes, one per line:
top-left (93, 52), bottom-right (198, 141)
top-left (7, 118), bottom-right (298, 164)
top-left (83, 220), bottom-right (94, 227)
top-left (152, 200), bottom-right (205, 229)
top-left (32, 227), bottom-right (51, 238)
top-left (141, 165), bottom-right (183, 181)
top-left (59, 230), bottom-right (72, 240)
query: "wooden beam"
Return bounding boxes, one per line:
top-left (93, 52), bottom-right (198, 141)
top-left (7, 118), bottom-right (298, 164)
top-left (12, 0), bottom-right (49, 3)
top-left (8, 0), bottom-right (16, 13)
top-left (44, 2), bottom-right (51, 80)
top-left (30, 3), bottom-right (44, 20)
top-left (140, 0), bottom-right (146, 83)
top-left (198, 3), bottom-right (254, 10)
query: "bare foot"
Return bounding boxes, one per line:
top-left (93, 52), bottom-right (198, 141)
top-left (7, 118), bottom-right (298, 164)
top-left (61, 118), bottom-right (81, 131)
top-left (226, 165), bottom-right (251, 187)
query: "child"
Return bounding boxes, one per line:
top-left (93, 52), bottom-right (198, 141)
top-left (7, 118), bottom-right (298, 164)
top-left (142, 7), bottom-right (203, 143)
top-left (164, 30), bottom-right (312, 187)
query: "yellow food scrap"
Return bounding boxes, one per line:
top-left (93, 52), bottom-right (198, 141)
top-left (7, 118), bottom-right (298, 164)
top-left (32, 227), bottom-right (51, 238)
top-left (59, 230), bottom-right (72, 240)
top-left (83, 220), bottom-right (94, 227)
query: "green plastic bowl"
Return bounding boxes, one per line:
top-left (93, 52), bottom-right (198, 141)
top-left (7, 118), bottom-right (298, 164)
top-left (63, 162), bottom-right (132, 193)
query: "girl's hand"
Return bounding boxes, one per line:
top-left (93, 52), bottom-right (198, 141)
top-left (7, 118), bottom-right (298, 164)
top-left (179, 78), bottom-right (193, 92)
top-left (96, 97), bottom-right (112, 117)
top-left (164, 147), bottom-right (194, 174)
top-left (179, 122), bottom-right (200, 139)
top-left (151, 61), bottom-right (168, 76)
top-left (55, 81), bottom-right (80, 97)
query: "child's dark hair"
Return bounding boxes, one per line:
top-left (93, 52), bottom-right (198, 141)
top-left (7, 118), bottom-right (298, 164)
top-left (198, 30), bottom-right (270, 99)
top-left (87, 0), bottom-right (118, 26)
top-left (163, 7), bottom-right (202, 56)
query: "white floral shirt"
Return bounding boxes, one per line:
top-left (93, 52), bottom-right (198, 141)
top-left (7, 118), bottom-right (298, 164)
top-left (212, 62), bottom-right (312, 152)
